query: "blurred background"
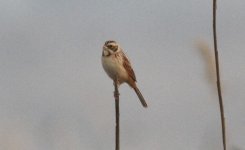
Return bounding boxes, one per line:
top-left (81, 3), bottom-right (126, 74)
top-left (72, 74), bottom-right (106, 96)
top-left (0, 0), bottom-right (244, 150)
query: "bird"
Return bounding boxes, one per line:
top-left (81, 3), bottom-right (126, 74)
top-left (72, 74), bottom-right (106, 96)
top-left (101, 40), bottom-right (148, 108)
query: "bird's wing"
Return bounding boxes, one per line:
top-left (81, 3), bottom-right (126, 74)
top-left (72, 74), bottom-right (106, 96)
top-left (121, 52), bottom-right (137, 82)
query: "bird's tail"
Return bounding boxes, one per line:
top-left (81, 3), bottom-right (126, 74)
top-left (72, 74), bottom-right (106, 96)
top-left (133, 87), bottom-right (148, 108)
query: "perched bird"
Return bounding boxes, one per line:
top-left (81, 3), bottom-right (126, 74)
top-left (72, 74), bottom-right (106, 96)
top-left (101, 40), bottom-right (148, 108)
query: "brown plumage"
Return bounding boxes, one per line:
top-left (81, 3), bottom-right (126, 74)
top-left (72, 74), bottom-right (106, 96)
top-left (102, 40), bottom-right (148, 108)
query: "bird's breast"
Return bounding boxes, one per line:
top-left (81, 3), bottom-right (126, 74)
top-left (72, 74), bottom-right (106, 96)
top-left (102, 54), bottom-right (128, 83)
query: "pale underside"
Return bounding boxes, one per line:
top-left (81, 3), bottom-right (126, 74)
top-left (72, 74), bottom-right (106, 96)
top-left (102, 52), bottom-right (129, 85)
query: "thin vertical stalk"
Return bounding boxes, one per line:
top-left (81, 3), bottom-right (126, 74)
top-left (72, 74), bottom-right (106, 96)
top-left (212, 0), bottom-right (226, 150)
top-left (114, 79), bottom-right (120, 150)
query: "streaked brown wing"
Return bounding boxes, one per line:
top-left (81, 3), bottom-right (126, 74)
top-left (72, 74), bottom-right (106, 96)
top-left (122, 52), bottom-right (137, 82)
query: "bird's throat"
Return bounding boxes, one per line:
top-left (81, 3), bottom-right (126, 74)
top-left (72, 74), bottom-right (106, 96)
top-left (102, 49), bottom-right (111, 57)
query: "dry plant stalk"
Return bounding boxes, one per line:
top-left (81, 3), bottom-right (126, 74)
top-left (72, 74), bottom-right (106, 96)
top-left (212, 0), bottom-right (226, 150)
top-left (197, 41), bottom-right (216, 85)
top-left (114, 79), bottom-right (120, 150)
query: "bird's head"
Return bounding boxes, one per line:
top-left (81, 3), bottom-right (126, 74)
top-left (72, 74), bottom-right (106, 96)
top-left (102, 40), bottom-right (120, 56)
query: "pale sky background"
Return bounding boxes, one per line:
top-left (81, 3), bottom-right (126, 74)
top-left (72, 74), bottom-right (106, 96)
top-left (0, 0), bottom-right (245, 150)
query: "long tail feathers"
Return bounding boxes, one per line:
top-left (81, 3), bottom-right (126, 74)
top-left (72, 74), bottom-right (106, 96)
top-left (134, 87), bottom-right (148, 108)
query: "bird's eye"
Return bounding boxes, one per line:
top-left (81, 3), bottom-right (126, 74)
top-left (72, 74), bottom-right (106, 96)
top-left (107, 45), bottom-right (117, 51)
top-left (108, 45), bottom-right (113, 48)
